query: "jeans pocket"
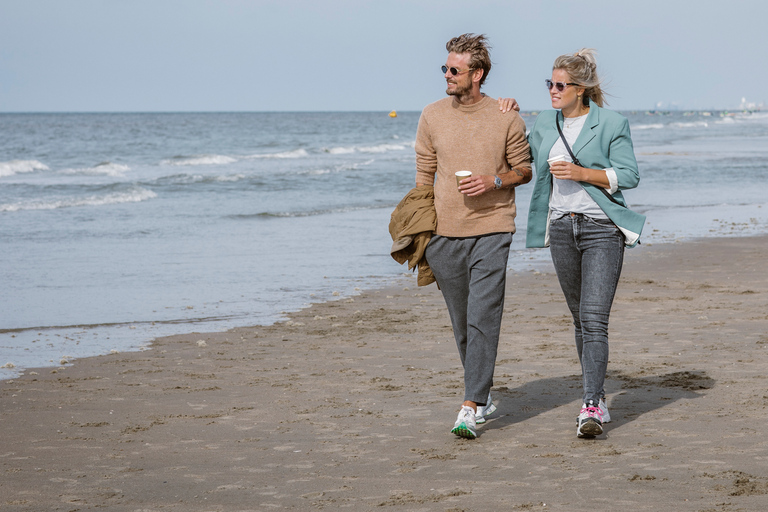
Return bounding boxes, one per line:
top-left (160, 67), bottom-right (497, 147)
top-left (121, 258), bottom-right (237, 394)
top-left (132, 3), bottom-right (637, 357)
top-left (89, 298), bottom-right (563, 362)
top-left (585, 216), bottom-right (618, 229)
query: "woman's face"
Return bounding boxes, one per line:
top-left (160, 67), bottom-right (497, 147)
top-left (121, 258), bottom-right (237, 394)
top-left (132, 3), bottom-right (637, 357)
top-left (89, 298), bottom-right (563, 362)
top-left (549, 68), bottom-right (584, 112)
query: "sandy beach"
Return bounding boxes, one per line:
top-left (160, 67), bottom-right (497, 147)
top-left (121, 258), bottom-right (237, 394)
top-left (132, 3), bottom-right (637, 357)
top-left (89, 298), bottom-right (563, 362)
top-left (2, 235), bottom-right (768, 511)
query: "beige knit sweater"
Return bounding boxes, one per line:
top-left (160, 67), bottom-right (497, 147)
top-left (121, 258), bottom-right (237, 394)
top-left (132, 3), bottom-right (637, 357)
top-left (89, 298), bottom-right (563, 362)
top-left (415, 95), bottom-right (531, 237)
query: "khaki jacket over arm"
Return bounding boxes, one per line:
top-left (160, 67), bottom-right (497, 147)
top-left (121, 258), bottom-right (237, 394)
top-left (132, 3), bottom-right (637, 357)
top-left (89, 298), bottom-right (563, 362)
top-left (389, 185), bottom-right (437, 287)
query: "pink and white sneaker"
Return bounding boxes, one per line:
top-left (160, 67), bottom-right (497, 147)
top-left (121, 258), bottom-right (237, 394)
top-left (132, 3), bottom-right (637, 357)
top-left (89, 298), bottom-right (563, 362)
top-left (599, 397), bottom-right (611, 423)
top-left (577, 401), bottom-right (604, 438)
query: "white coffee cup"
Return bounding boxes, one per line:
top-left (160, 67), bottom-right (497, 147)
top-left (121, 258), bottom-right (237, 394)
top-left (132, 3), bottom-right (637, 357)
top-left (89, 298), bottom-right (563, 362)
top-left (547, 154), bottom-right (568, 165)
top-left (455, 170), bottom-right (472, 187)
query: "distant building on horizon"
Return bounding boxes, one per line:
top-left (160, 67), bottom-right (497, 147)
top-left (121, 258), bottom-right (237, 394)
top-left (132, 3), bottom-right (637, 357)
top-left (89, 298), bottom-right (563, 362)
top-left (739, 97), bottom-right (764, 111)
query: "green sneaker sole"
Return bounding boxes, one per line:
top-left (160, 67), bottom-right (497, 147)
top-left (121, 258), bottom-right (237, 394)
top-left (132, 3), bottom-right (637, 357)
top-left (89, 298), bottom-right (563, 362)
top-left (451, 423), bottom-right (477, 439)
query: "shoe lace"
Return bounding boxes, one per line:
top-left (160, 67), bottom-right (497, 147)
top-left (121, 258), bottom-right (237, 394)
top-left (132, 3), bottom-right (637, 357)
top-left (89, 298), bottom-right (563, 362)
top-left (580, 406), bottom-right (602, 419)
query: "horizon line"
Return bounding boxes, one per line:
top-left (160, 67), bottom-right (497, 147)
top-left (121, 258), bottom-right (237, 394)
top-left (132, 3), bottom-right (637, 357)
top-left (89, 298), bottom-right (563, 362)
top-left (0, 107), bottom-right (756, 115)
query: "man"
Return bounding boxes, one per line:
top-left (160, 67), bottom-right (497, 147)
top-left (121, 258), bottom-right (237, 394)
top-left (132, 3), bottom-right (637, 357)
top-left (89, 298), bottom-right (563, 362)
top-left (415, 33), bottom-right (532, 439)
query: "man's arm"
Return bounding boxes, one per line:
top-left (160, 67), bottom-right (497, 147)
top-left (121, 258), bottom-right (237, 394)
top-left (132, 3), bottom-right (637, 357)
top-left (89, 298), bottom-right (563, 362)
top-left (415, 113), bottom-right (436, 187)
top-left (460, 114), bottom-right (532, 197)
top-left (458, 165), bottom-right (531, 196)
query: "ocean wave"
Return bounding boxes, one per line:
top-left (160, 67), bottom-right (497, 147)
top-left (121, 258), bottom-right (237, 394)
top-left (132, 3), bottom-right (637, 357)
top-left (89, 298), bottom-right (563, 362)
top-left (631, 123), bottom-right (665, 130)
top-left (0, 159), bottom-right (50, 177)
top-left (156, 173), bottom-right (247, 184)
top-left (228, 204), bottom-right (394, 219)
top-left (326, 146), bottom-right (357, 155)
top-left (324, 142), bottom-right (413, 155)
top-left (713, 111), bottom-right (768, 124)
top-left (742, 111), bottom-right (768, 121)
top-left (60, 162), bottom-right (131, 177)
top-left (0, 188), bottom-right (157, 212)
top-left (358, 143), bottom-right (410, 153)
top-left (211, 174), bottom-right (246, 182)
top-left (670, 121), bottom-right (709, 129)
top-left (247, 149), bottom-right (309, 159)
top-left (163, 155), bottom-right (238, 166)
top-left (298, 159), bottom-right (375, 176)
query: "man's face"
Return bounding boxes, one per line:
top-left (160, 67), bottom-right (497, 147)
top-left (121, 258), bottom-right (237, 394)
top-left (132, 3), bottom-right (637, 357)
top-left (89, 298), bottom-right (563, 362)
top-left (444, 52), bottom-right (474, 97)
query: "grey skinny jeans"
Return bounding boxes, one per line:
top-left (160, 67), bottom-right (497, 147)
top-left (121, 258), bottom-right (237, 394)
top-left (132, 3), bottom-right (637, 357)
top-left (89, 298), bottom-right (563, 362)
top-left (549, 213), bottom-right (624, 405)
top-left (425, 232), bottom-right (512, 406)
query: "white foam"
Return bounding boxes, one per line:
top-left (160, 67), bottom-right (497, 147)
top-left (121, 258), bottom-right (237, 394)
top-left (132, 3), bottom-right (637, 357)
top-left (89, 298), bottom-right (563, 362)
top-left (357, 143), bottom-right (408, 153)
top-left (0, 159), bottom-right (50, 177)
top-left (60, 162), bottom-right (131, 177)
top-left (164, 155), bottom-right (238, 166)
top-left (298, 160), bottom-right (375, 176)
top-left (712, 112), bottom-right (768, 126)
top-left (326, 146), bottom-right (356, 154)
top-left (742, 111), bottom-right (768, 121)
top-left (0, 188), bottom-right (157, 212)
top-left (159, 173), bottom-right (246, 184)
top-left (214, 173), bottom-right (246, 182)
top-left (248, 149), bottom-right (309, 159)
top-left (631, 123), bottom-right (665, 130)
top-left (670, 121), bottom-right (709, 129)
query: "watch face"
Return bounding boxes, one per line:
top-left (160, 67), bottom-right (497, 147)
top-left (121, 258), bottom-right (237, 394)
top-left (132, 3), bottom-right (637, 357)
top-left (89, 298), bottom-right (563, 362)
top-left (495, 176), bottom-right (502, 188)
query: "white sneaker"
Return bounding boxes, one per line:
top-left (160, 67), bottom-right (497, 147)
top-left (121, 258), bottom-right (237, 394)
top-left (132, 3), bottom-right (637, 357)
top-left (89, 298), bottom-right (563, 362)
top-left (577, 402), bottom-right (604, 438)
top-left (475, 393), bottom-right (497, 424)
top-left (451, 405), bottom-right (477, 439)
top-left (599, 397), bottom-right (611, 423)
top-left (576, 398), bottom-right (611, 424)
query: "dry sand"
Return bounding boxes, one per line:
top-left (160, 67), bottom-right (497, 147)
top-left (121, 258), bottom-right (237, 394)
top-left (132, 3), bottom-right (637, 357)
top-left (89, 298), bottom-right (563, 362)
top-left (2, 235), bottom-right (768, 511)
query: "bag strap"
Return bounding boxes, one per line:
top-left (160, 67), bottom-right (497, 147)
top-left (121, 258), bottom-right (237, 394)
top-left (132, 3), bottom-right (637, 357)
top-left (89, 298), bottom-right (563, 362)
top-left (555, 116), bottom-right (621, 206)
top-left (555, 116), bottom-right (582, 167)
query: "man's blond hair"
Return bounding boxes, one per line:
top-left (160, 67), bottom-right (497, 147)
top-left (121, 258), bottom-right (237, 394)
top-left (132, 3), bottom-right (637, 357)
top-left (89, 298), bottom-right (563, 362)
top-left (445, 33), bottom-right (492, 88)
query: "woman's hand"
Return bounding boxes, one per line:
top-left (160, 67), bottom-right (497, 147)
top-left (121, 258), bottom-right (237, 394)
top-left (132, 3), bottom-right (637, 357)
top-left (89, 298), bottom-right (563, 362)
top-left (549, 161), bottom-right (587, 182)
top-left (458, 175), bottom-right (494, 196)
top-left (497, 97), bottom-right (520, 113)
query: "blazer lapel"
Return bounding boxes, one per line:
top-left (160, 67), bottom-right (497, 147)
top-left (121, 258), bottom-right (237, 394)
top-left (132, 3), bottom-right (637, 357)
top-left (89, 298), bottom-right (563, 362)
top-left (571, 100), bottom-right (599, 156)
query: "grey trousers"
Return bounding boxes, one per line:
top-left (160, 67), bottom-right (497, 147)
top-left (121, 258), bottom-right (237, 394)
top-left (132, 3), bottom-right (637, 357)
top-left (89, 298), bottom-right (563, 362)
top-left (425, 232), bottom-right (512, 406)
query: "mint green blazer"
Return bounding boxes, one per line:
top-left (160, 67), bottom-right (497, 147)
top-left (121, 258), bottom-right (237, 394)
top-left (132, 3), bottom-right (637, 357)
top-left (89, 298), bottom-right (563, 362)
top-left (526, 100), bottom-right (646, 248)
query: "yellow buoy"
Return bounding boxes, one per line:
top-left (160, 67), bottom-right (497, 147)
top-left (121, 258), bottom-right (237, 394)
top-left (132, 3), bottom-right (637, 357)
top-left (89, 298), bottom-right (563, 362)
top-left (389, 110), bottom-right (397, 118)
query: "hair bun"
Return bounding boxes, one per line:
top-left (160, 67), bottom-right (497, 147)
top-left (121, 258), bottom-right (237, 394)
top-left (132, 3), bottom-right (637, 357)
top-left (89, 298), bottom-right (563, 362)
top-left (574, 48), bottom-right (597, 68)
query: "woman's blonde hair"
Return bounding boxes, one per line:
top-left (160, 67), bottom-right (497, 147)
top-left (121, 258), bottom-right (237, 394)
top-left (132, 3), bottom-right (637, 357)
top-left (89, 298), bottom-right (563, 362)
top-left (553, 48), bottom-right (606, 107)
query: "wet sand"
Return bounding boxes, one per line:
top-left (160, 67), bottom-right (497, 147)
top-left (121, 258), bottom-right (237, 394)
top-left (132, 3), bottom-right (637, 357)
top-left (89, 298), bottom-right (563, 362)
top-left (2, 236), bottom-right (768, 511)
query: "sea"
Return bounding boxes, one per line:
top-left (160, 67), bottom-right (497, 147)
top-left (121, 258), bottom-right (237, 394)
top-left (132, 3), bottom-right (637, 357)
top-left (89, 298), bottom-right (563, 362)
top-left (2, 109), bottom-right (768, 379)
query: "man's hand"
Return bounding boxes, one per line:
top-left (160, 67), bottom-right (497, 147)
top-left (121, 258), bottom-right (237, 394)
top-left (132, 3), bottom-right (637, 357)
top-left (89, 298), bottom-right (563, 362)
top-left (458, 175), bottom-right (495, 197)
top-left (498, 97), bottom-right (520, 113)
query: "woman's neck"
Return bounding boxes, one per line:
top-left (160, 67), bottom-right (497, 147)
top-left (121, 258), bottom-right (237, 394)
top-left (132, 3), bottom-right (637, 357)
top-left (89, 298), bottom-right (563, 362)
top-left (562, 102), bottom-right (590, 118)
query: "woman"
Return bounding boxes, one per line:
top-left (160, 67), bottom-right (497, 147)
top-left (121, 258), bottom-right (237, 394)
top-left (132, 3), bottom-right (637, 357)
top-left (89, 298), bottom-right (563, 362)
top-left (525, 49), bottom-right (645, 438)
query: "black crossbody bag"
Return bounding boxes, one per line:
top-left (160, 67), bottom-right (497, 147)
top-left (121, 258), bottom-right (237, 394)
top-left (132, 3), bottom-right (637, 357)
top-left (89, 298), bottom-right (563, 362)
top-left (555, 118), bottom-right (621, 206)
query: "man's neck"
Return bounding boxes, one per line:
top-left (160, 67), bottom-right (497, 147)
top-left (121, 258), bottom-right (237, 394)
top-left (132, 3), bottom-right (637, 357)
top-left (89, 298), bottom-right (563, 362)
top-left (454, 90), bottom-right (484, 106)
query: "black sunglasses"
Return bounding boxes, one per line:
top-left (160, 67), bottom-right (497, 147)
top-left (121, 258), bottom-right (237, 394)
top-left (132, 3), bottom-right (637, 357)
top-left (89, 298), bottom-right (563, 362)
top-left (545, 79), bottom-right (579, 92)
top-left (442, 65), bottom-right (473, 76)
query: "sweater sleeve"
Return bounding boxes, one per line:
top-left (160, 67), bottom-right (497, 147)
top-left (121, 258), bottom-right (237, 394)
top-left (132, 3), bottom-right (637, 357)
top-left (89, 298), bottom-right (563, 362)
top-left (504, 114), bottom-right (532, 175)
top-left (415, 111), bottom-right (437, 186)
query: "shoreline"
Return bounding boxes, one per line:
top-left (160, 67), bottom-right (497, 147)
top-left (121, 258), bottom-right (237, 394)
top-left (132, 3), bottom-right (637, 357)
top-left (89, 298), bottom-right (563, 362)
top-left (2, 234), bottom-right (768, 509)
top-left (3, 196), bottom-right (768, 381)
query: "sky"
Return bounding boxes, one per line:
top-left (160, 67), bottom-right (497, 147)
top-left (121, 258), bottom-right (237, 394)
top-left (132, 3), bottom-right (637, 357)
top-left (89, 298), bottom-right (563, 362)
top-left (0, 0), bottom-right (765, 112)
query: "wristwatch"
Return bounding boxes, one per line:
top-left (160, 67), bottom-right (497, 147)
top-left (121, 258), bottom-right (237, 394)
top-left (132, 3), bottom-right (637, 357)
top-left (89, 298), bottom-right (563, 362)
top-left (493, 175), bottom-right (502, 189)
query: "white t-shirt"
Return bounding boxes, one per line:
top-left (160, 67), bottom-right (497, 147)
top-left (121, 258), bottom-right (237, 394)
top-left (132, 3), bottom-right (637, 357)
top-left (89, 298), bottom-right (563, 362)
top-left (548, 113), bottom-right (616, 220)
